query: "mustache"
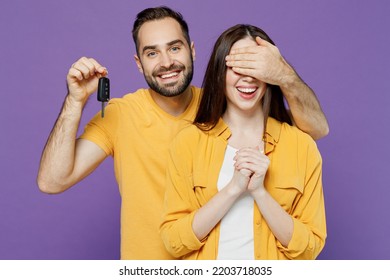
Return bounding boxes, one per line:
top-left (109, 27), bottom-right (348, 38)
top-left (153, 64), bottom-right (185, 76)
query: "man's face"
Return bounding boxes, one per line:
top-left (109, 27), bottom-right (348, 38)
top-left (135, 18), bottom-right (195, 97)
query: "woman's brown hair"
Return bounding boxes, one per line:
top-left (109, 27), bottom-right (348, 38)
top-left (194, 24), bottom-right (292, 136)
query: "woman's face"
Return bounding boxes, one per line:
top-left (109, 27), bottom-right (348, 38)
top-left (225, 37), bottom-right (267, 114)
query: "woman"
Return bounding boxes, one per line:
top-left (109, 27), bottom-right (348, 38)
top-left (160, 24), bottom-right (326, 260)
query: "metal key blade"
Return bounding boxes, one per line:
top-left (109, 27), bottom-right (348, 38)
top-left (101, 102), bottom-right (105, 118)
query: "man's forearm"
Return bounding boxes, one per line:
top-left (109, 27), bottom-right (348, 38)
top-left (280, 72), bottom-right (329, 140)
top-left (37, 95), bottom-right (84, 193)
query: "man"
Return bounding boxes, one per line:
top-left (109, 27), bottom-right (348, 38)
top-left (37, 6), bottom-right (329, 259)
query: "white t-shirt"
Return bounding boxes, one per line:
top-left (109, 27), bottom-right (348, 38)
top-left (216, 145), bottom-right (254, 260)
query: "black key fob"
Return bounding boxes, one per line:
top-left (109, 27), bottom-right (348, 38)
top-left (97, 77), bottom-right (110, 102)
top-left (97, 77), bottom-right (110, 118)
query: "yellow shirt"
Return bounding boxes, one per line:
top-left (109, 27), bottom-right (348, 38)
top-left (80, 86), bottom-right (201, 259)
top-left (160, 117), bottom-right (326, 260)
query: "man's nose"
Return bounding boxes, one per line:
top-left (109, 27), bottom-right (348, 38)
top-left (160, 52), bottom-right (174, 69)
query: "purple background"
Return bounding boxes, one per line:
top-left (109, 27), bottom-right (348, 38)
top-left (1, 0), bottom-right (389, 260)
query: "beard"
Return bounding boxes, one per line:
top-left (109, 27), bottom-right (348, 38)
top-left (143, 59), bottom-right (194, 97)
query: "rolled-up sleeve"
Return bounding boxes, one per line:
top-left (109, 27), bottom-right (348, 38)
top-left (160, 132), bottom-right (205, 258)
top-left (277, 138), bottom-right (327, 259)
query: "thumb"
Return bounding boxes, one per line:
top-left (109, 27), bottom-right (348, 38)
top-left (255, 144), bottom-right (265, 154)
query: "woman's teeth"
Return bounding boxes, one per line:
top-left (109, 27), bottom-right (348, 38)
top-left (237, 87), bottom-right (256, 93)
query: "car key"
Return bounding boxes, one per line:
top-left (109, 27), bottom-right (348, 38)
top-left (97, 77), bottom-right (110, 118)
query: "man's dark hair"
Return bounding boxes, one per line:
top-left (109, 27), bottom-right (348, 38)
top-left (132, 6), bottom-right (191, 55)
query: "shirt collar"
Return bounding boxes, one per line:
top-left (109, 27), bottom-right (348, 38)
top-left (264, 117), bottom-right (282, 155)
top-left (211, 118), bottom-right (231, 140)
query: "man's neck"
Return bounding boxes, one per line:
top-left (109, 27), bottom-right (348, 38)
top-left (149, 87), bottom-right (193, 117)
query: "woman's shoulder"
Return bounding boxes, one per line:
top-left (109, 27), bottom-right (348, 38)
top-left (268, 118), bottom-right (319, 156)
top-left (269, 118), bottom-right (322, 167)
top-left (269, 118), bottom-right (316, 145)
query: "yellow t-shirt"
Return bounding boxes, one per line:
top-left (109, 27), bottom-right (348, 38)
top-left (160, 117), bottom-right (327, 260)
top-left (80, 86), bottom-right (201, 259)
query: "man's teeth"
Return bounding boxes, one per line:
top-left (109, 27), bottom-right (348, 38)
top-left (161, 72), bottom-right (179, 79)
top-left (237, 87), bottom-right (256, 93)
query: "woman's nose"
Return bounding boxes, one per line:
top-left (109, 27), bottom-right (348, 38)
top-left (242, 75), bottom-right (255, 83)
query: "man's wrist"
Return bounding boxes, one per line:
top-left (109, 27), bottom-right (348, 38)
top-left (62, 94), bottom-right (85, 117)
top-left (279, 63), bottom-right (302, 90)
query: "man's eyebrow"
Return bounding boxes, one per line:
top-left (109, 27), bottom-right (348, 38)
top-left (167, 39), bottom-right (185, 46)
top-left (142, 39), bottom-right (185, 54)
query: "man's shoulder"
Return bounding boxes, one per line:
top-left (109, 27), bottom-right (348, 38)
top-left (112, 86), bottom-right (201, 104)
top-left (172, 123), bottom-right (204, 148)
top-left (191, 86), bottom-right (202, 100)
top-left (108, 88), bottom-right (150, 107)
top-left (191, 85), bottom-right (202, 93)
top-left (119, 88), bottom-right (149, 101)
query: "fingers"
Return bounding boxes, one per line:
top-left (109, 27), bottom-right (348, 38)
top-left (234, 147), bottom-right (269, 176)
top-left (225, 54), bottom-right (260, 79)
top-left (229, 67), bottom-right (257, 79)
top-left (226, 53), bottom-right (257, 70)
top-left (236, 168), bottom-right (252, 177)
top-left (255, 36), bottom-right (273, 47)
top-left (226, 42), bottom-right (260, 69)
top-left (227, 45), bottom-right (259, 57)
top-left (235, 147), bottom-right (265, 158)
top-left (225, 48), bottom-right (265, 78)
top-left (68, 57), bottom-right (108, 81)
top-left (225, 37), bottom-right (276, 67)
top-left (226, 38), bottom-right (270, 60)
top-left (89, 57), bottom-right (108, 77)
top-left (226, 57), bottom-right (258, 70)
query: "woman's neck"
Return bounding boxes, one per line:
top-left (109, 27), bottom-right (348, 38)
top-left (222, 107), bottom-right (265, 149)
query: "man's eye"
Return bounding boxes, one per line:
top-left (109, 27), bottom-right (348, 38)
top-left (170, 46), bottom-right (180, 53)
top-left (147, 51), bottom-right (157, 57)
